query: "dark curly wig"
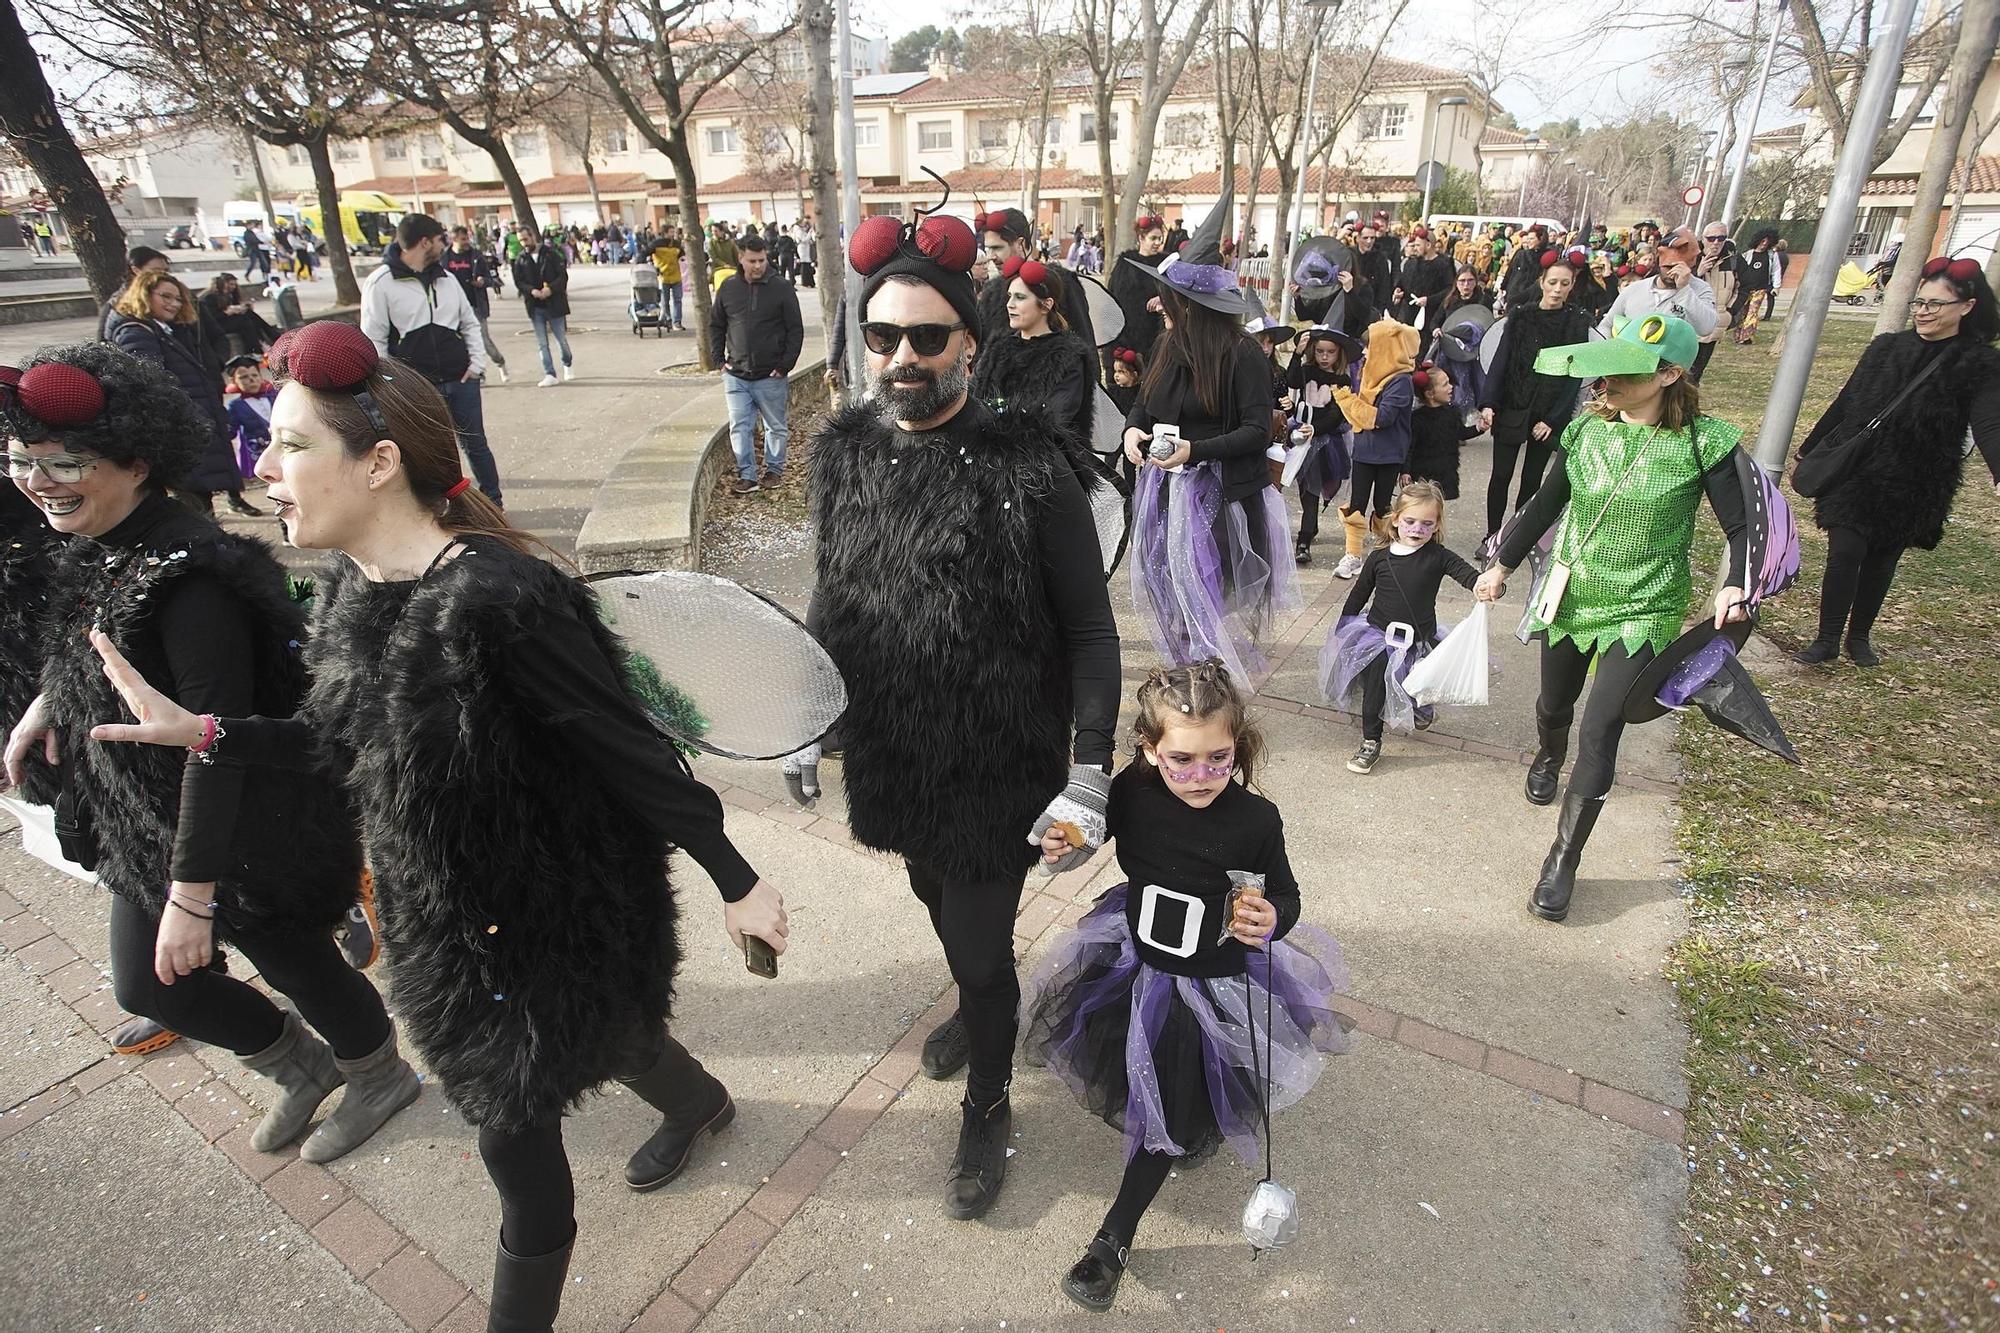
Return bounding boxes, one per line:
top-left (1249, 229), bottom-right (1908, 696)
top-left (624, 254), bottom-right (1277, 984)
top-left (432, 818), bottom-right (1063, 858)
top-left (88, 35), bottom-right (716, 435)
top-left (4, 342), bottom-right (207, 489)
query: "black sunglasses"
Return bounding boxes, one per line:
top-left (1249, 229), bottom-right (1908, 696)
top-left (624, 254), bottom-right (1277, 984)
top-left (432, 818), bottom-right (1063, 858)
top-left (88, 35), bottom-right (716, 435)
top-left (861, 321), bottom-right (966, 357)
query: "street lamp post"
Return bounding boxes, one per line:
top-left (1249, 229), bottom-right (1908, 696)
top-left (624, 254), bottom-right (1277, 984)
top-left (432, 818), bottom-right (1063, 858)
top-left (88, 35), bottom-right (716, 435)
top-left (835, 0), bottom-right (865, 391)
top-left (1421, 95), bottom-right (1470, 224)
top-left (1280, 0), bottom-right (1344, 323)
top-left (1721, 3), bottom-right (1786, 235)
top-left (1516, 134), bottom-right (1541, 214)
top-left (1575, 171), bottom-right (1598, 232)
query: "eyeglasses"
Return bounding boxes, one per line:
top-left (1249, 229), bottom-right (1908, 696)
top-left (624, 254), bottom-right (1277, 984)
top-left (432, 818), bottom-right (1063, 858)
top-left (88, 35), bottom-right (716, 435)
top-left (1161, 754), bottom-right (1234, 784)
top-left (1702, 234), bottom-right (1726, 243)
top-left (1910, 298), bottom-right (1968, 313)
top-left (860, 322), bottom-right (966, 357)
top-left (3, 452), bottom-right (98, 484)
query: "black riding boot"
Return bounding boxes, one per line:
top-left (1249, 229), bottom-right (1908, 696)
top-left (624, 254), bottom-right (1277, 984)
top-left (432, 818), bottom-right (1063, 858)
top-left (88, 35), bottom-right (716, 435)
top-left (945, 1093), bottom-right (1011, 1220)
top-left (1525, 718), bottom-right (1568, 806)
top-left (621, 1041), bottom-right (735, 1192)
top-left (1530, 789), bottom-right (1604, 922)
top-left (486, 1235), bottom-right (573, 1333)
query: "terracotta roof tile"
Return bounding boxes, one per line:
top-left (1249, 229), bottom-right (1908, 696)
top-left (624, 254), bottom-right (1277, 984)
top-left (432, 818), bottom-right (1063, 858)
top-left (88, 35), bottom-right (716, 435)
top-left (1168, 166), bottom-right (1414, 196)
top-left (1859, 156), bottom-right (2000, 197)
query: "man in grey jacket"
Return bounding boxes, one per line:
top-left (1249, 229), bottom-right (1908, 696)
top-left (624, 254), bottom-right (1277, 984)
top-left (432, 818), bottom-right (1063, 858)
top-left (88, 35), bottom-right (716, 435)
top-left (1596, 226), bottom-right (1717, 340)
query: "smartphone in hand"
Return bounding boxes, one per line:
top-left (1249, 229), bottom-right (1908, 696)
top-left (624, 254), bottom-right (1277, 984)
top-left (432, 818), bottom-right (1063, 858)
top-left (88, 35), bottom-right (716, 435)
top-left (745, 935), bottom-right (779, 979)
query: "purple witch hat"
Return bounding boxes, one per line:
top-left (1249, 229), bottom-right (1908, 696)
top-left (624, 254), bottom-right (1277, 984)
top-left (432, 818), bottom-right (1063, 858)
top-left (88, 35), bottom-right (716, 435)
top-left (1623, 619), bottom-right (1799, 764)
top-left (1127, 180), bottom-right (1248, 316)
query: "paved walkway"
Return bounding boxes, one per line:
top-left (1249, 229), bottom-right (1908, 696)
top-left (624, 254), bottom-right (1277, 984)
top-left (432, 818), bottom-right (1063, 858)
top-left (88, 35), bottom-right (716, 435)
top-left (1, 365), bottom-right (1694, 1330)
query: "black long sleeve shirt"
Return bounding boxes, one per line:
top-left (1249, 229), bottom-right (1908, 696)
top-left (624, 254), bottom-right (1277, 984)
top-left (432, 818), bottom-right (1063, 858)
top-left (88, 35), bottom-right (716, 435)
top-left (1106, 764), bottom-right (1301, 978)
top-left (1341, 541), bottom-right (1480, 641)
top-left (710, 272), bottom-right (805, 380)
top-left (1125, 337), bottom-right (1275, 504)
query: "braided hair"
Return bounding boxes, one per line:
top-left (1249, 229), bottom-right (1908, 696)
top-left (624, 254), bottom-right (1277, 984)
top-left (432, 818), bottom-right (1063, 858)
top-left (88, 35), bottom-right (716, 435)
top-left (1131, 658), bottom-right (1264, 790)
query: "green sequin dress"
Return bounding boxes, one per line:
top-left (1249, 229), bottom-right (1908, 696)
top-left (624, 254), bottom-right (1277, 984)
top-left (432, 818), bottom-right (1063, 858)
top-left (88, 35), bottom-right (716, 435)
top-left (1528, 413), bottom-right (1740, 656)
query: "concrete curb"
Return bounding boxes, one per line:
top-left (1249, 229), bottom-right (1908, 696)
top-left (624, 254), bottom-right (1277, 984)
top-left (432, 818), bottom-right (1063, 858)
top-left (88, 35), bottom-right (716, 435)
top-left (575, 360), bottom-right (829, 574)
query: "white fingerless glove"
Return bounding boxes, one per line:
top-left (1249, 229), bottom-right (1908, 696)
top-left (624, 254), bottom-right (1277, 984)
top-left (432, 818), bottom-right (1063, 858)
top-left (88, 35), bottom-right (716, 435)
top-left (1026, 764), bottom-right (1113, 875)
top-left (782, 742), bottom-right (822, 808)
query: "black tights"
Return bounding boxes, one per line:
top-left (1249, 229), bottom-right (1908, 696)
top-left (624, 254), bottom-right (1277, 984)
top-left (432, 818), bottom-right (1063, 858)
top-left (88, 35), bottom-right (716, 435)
top-left (108, 893), bottom-right (389, 1059)
top-left (907, 860), bottom-right (1027, 1107)
top-left (1102, 1150), bottom-right (1178, 1246)
top-left (477, 1029), bottom-right (713, 1258)
top-left (1689, 340), bottom-right (1717, 385)
top-left (1296, 482), bottom-right (1324, 545)
top-left (1486, 432), bottom-right (1555, 536)
top-left (1535, 636), bottom-right (1656, 801)
top-left (1814, 526), bottom-right (1906, 644)
top-left (1348, 461), bottom-right (1399, 518)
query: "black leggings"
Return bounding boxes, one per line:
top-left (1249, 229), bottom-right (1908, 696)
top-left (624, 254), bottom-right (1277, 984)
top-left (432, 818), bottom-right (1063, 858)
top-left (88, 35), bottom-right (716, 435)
top-left (1102, 1149), bottom-right (1178, 1246)
top-left (1296, 482), bottom-right (1324, 545)
top-left (109, 893), bottom-right (389, 1059)
top-left (1348, 461), bottom-right (1399, 517)
top-left (1535, 636), bottom-right (1656, 801)
top-left (907, 860), bottom-right (1027, 1107)
top-left (1814, 526), bottom-right (1906, 644)
top-left (1689, 340), bottom-right (1717, 385)
top-left (1486, 431), bottom-right (1556, 536)
top-left (477, 1028), bottom-right (712, 1258)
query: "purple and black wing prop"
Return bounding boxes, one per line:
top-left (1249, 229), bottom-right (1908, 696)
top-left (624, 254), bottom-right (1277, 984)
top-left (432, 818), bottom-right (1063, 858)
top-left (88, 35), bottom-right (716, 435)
top-left (1732, 447), bottom-right (1801, 608)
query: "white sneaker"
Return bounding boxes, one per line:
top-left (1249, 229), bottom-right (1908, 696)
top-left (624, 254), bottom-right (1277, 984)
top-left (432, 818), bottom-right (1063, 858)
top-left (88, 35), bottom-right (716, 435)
top-left (561, 364), bottom-right (576, 382)
top-left (1334, 554), bottom-right (1364, 580)
top-left (491, 364), bottom-right (508, 384)
top-left (537, 374), bottom-right (558, 388)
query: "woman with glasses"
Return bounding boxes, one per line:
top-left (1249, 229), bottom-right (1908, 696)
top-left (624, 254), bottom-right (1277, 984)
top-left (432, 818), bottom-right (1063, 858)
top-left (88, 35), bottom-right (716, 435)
top-left (1794, 257), bottom-right (2000, 667)
top-left (1, 343), bottom-right (414, 1162)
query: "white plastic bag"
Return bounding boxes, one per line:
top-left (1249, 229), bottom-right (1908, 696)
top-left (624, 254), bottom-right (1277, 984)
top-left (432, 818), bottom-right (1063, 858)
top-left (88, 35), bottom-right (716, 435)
top-left (1404, 602), bottom-right (1491, 707)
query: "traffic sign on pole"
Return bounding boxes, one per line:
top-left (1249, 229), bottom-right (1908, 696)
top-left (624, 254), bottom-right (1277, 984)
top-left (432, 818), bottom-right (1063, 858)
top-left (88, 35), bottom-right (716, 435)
top-left (1681, 185), bottom-right (1705, 208)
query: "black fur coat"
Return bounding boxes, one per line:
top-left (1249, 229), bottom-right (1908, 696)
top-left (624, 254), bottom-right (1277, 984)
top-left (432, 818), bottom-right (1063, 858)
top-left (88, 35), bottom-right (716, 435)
top-left (810, 400), bottom-right (1074, 880)
top-left (1, 486), bottom-right (61, 806)
top-left (37, 497), bottom-right (359, 933)
top-left (303, 538), bottom-right (677, 1133)
top-left (971, 327), bottom-right (1097, 449)
top-left (1799, 329), bottom-right (2000, 549)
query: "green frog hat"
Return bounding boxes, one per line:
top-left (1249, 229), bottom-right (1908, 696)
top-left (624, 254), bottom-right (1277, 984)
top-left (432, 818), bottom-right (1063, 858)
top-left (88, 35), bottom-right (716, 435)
top-left (1533, 311), bottom-right (1698, 379)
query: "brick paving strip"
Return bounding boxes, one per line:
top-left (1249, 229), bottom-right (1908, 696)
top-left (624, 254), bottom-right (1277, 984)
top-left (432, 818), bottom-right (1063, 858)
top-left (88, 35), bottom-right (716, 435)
top-left (0, 583), bottom-right (1684, 1331)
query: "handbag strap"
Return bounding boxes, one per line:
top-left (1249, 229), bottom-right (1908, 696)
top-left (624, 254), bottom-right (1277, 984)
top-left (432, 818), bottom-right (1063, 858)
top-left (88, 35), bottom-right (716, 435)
top-left (1853, 348), bottom-right (1947, 436)
top-left (1568, 423), bottom-right (1664, 556)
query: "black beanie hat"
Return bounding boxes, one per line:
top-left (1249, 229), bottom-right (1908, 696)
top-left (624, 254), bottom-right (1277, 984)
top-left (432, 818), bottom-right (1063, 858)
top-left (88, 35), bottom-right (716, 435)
top-left (852, 212), bottom-right (981, 335)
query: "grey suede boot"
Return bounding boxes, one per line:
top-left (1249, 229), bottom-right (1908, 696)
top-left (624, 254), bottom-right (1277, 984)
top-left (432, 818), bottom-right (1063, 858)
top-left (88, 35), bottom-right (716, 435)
top-left (241, 1011), bottom-right (343, 1153)
top-left (299, 1028), bottom-right (421, 1163)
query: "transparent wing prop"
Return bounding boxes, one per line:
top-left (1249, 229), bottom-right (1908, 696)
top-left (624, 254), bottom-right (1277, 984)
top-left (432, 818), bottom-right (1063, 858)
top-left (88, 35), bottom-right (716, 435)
top-left (1075, 438), bottom-right (1132, 577)
top-left (0, 796), bottom-right (97, 884)
top-left (1091, 384), bottom-right (1126, 459)
top-left (1078, 273), bottom-right (1125, 347)
top-left (584, 571), bottom-right (848, 761)
top-left (1479, 316), bottom-right (1507, 375)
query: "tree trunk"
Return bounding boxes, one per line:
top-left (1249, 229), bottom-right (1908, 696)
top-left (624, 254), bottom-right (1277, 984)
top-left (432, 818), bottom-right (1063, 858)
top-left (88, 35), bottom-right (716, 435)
top-left (0, 0), bottom-right (126, 300)
top-left (581, 159), bottom-right (605, 227)
top-left (1876, 0), bottom-right (2000, 333)
top-left (804, 0), bottom-right (842, 357)
top-left (667, 133), bottom-right (717, 370)
top-left (304, 132), bottom-right (362, 307)
top-left (451, 116), bottom-right (541, 235)
top-left (244, 125), bottom-right (277, 234)
top-left (1095, 86), bottom-right (1116, 256)
top-left (1028, 78), bottom-right (1052, 225)
top-left (1270, 165), bottom-right (1296, 319)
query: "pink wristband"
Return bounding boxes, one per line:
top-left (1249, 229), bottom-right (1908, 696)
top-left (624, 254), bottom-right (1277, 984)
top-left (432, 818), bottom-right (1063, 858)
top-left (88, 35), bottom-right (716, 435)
top-left (189, 714), bottom-right (218, 754)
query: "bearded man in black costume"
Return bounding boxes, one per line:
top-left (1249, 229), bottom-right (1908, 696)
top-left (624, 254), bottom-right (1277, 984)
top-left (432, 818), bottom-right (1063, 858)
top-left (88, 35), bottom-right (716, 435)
top-left (802, 209), bottom-right (1121, 1222)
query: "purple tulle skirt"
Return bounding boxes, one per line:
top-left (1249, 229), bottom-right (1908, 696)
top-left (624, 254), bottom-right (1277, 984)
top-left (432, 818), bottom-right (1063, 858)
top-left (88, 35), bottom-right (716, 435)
top-left (1130, 462), bottom-right (1304, 683)
top-left (1021, 884), bottom-right (1349, 1167)
top-left (1296, 429), bottom-right (1351, 498)
top-left (1319, 614), bottom-right (1444, 733)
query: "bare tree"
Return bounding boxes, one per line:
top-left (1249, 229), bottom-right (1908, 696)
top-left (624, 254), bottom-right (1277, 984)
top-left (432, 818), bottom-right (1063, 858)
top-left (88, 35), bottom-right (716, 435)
top-left (1875, 0), bottom-right (2000, 331)
top-left (1070, 0), bottom-right (1217, 248)
top-left (802, 0), bottom-right (841, 358)
top-left (544, 82), bottom-right (607, 226)
top-left (0, 0), bottom-right (125, 299)
top-left (1441, 0), bottom-right (1532, 213)
top-left (545, 1), bottom-right (793, 370)
top-left (38, 0), bottom-right (385, 304)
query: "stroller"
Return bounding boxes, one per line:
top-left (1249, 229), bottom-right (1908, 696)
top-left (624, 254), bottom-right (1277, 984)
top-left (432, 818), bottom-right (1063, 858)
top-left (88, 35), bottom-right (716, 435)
top-left (1832, 261), bottom-right (1883, 306)
top-left (629, 265), bottom-right (666, 336)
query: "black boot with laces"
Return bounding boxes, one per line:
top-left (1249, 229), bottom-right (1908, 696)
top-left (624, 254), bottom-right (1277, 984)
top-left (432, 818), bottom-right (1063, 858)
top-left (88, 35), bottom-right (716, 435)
top-left (944, 1094), bottom-right (1010, 1220)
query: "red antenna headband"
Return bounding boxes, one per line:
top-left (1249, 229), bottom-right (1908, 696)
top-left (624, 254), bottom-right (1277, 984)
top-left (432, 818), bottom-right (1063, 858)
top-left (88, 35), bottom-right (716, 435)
top-left (1000, 256), bottom-right (1048, 286)
top-left (0, 363), bottom-right (107, 426)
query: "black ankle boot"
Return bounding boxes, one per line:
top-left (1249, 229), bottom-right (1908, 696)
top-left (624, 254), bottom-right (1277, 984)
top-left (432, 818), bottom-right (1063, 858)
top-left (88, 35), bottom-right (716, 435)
top-left (622, 1052), bottom-right (735, 1192)
top-left (1524, 720), bottom-right (1569, 806)
top-left (1530, 790), bottom-right (1604, 923)
top-left (1796, 638), bottom-right (1839, 665)
top-left (945, 1094), bottom-right (1011, 1220)
top-left (487, 1235), bottom-right (573, 1333)
top-left (1061, 1230), bottom-right (1130, 1312)
top-left (920, 1009), bottom-right (969, 1080)
top-left (1845, 636), bottom-right (1881, 667)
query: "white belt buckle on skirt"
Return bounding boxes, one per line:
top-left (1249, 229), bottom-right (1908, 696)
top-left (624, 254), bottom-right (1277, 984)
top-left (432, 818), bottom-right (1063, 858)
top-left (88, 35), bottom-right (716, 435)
top-left (1384, 620), bottom-right (1417, 650)
top-left (1136, 883), bottom-right (1205, 958)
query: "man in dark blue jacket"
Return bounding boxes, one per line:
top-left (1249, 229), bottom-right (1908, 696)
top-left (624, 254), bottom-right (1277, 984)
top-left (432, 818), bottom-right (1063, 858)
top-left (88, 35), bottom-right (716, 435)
top-left (709, 233), bottom-right (803, 494)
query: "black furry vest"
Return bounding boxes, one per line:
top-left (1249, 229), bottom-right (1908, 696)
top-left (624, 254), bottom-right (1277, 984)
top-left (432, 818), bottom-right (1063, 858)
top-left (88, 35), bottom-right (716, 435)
top-left (811, 399), bottom-right (1072, 880)
top-left (1801, 329), bottom-right (2000, 550)
top-left (37, 494), bottom-right (359, 934)
top-left (970, 326), bottom-right (1097, 448)
top-left (2, 491), bottom-right (62, 806)
top-left (303, 537), bottom-right (676, 1133)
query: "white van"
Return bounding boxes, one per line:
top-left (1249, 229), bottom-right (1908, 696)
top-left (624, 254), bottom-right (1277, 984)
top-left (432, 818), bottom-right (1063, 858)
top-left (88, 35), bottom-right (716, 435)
top-left (1425, 213), bottom-right (1564, 235)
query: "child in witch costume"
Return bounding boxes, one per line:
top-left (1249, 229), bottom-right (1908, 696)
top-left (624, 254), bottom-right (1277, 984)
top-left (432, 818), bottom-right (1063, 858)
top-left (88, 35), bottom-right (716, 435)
top-left (1406, 362), bottom-right (1480, 500)
top-left (1, 343), bottom-right (413, 1160)
top-left (1025, 660), bottom-right (1348, 1313)
top-left (1476, 314), bottom-right (1763, 922)
top-left (805, 202), bottom-right (1121, 1223)
top-left (77, 322), bottom-right (791, 1333)
top-left (1122, 183), bottom-right (1301, 682)
top-left (1331, 318), bottom-right (1421, 580)
top-left (1284, 326), bottom-right (1359, 563)
top-left (1321, 481), bottom-right (1479, 773)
